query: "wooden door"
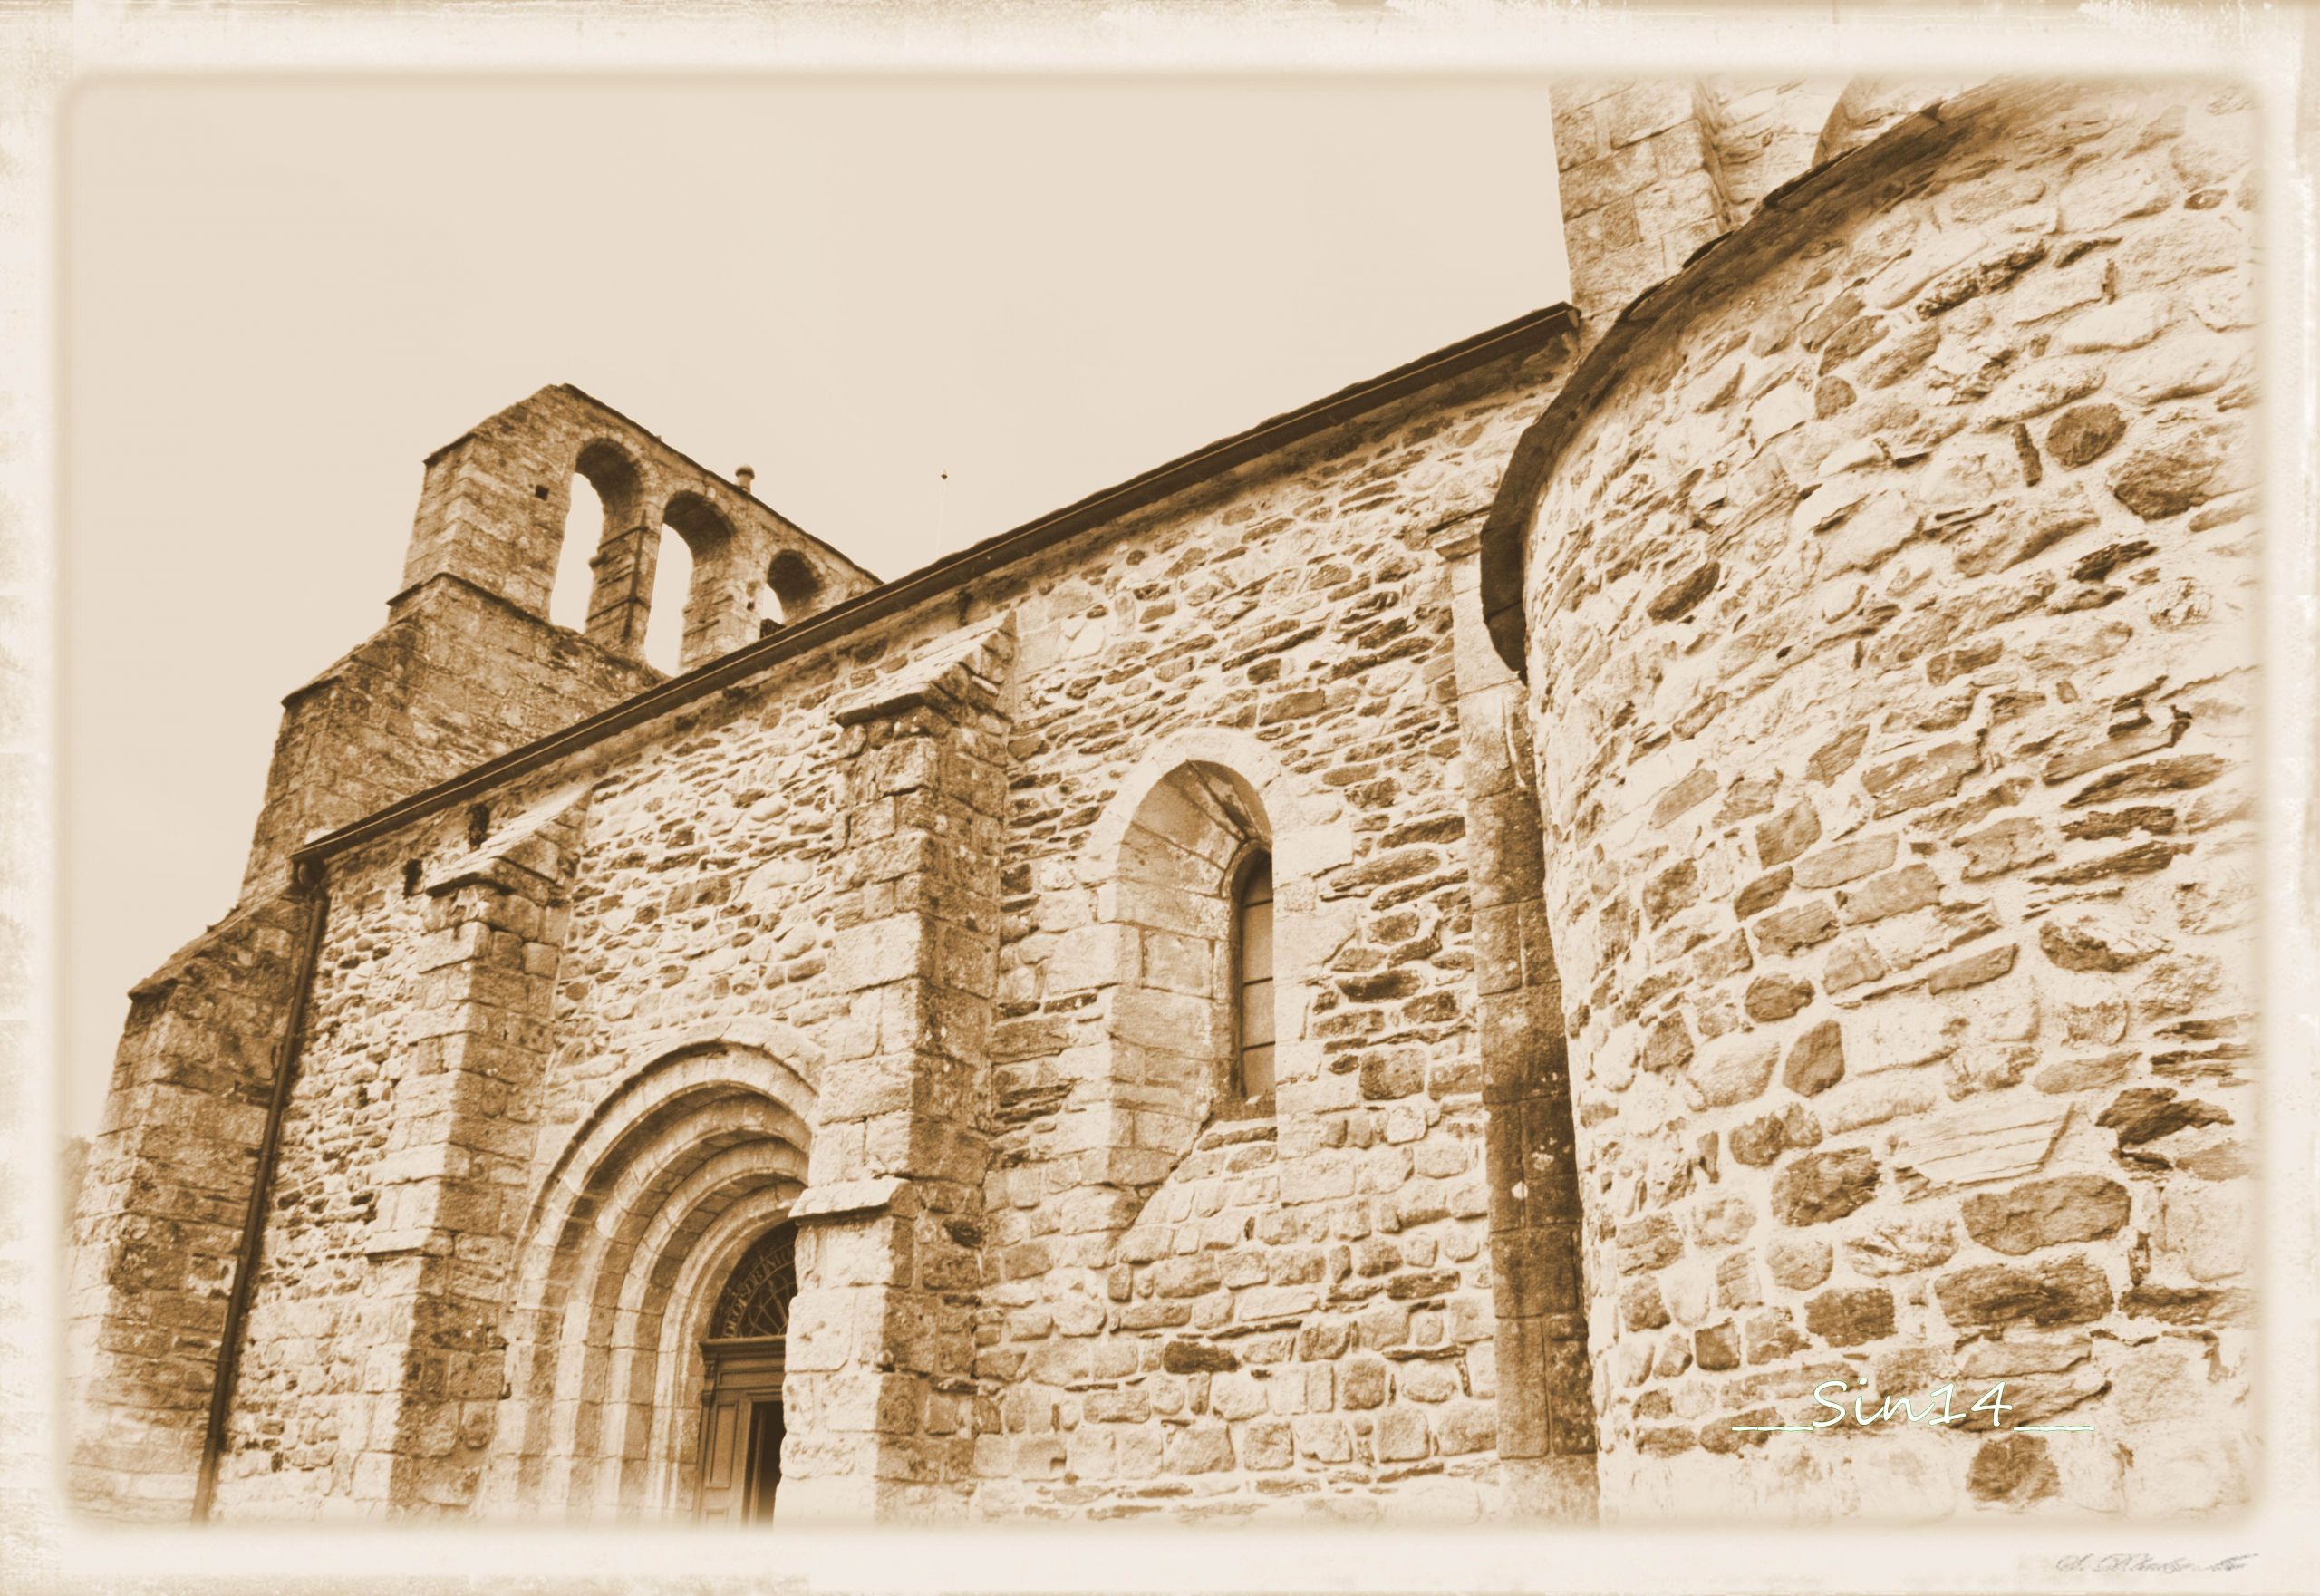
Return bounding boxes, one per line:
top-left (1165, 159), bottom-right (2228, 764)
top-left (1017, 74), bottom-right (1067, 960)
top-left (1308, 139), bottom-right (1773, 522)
top-left (695, 1387), bottom-right (749, 1525)
top-left (693, 1337), bottom-right (785, 1524)
top-left (695, 1225), bottom-right (796, 1524)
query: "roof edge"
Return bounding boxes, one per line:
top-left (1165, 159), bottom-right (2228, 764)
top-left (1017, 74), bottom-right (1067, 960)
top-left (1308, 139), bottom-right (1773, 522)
top-left (1476, 79), bottom-right (2045, 675)
top-left (293, 300), bottom-right (1580, 867)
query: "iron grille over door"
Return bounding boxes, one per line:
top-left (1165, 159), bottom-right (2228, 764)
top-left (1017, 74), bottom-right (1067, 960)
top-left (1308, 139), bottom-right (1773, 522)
top-left (710, 1224), bottom-right (798, 1340)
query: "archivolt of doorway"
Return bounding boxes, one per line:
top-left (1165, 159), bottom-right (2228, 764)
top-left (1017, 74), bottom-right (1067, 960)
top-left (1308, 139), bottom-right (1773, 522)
top-left (484, 1037), bottom-right (816, 1522)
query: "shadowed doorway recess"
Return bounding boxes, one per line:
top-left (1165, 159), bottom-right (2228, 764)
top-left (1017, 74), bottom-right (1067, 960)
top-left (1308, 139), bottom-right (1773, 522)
top-left (694, 1223), bottom-right (797, 1524)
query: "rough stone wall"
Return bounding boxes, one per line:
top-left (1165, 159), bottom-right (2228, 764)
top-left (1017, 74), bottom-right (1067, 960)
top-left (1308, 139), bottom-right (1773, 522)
top-left (239, 576), bottom-right (658, 896)
top-left (208, 780), bottom-right (655, 1522)
top-left (962, 339), bottom-right (1580, 1523)
top-left (1554, 80), bottom-right (1737, 320)
top-left (80, 74), bottom-right (2267, 1534)
top-left (1513, 81), bottom-right (2257, 1520)
top-left (63, 890), bottom-right (315, 1519)
top-left (180, 333), bottom-right (1590, 1525)
top-left (200, 808), bottom-right (462, 1515)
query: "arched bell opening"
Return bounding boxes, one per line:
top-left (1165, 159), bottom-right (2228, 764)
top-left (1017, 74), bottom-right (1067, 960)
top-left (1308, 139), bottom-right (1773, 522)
top-left (558, 438), bottom-right (652, 650)
top-left (754, 549), bottom-right (827, 637)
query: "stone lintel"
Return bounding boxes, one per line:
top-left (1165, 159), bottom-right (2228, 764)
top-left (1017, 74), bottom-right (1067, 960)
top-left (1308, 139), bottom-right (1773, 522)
top-left (360, 1229), bottom-right (446, 1261)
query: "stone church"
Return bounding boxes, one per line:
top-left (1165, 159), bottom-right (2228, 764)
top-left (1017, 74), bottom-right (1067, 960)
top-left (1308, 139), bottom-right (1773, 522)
top-left (67, 76), bottom-right (2259, 1526)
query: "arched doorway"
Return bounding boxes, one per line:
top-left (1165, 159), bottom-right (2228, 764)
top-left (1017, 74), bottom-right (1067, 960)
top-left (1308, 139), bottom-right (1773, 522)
top-left (486, 1040), bottom-right (818, 1522)
top-left (693, 1222), bottom-right (798, 1525)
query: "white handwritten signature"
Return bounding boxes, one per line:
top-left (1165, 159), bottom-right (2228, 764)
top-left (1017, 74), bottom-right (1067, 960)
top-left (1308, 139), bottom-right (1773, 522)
top-left (1731, 1379), bottom-right (2093, 1434)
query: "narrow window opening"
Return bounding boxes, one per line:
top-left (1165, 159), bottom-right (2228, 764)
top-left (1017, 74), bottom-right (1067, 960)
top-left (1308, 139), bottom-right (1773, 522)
top-left (548, 473), bottom-right (606, 632)
top-left (550, 442), bottom-right (642, 643)
top-left (651, 492), bottom-right (733, 673)
top-left (465, 803), bottom-right (491, 848)
top-left (1234, 851), bottom-right (1276, 1109)
top-left (401, 859), bottom-right (422, 896)
top-left (765, 552), bottom-right (821, 631)
top-left (643, 525), bottom-right (694, 674)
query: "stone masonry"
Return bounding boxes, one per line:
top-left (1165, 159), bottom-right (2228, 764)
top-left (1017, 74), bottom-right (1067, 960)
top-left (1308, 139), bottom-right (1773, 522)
top-left (1490, 79), bottom-right (2258, 1519)
top-left (67, 76), bottom-right (2257, 1528)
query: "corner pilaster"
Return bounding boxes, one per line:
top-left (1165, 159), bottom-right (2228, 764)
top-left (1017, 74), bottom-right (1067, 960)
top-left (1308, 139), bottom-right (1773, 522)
top-left (346, 788), bottom-right (589, 1516)
top-left (778, 620), bottom-right (1014, 1522)
top-left (1435, 527), bottom-right (1599, 1521)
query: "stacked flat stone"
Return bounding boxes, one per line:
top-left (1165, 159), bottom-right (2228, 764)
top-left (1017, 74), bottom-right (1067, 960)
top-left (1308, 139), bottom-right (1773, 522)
top-left (1510, 80), bottom-right (2256, 1519)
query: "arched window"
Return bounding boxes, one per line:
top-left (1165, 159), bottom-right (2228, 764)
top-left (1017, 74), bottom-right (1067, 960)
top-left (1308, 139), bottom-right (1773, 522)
top-left (757, 551), bottom-right (824, 638)
top-left (549, 472), bottom-right (606, 632)
top-left (1081, 758), bottom-right (1278, 1195)
top-left (642, 527), bottom-right (694, 674)
top-left (1234, 851), bottom-right (1276, 1108)
top-left (656, 492), bottom-right (738, 672)
top-left (551, 440), bottom-right (643, 639)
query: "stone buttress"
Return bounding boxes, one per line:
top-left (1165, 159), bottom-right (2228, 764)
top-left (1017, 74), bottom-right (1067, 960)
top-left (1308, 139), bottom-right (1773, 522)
top-left (347, 790), bottom-right (591, 1514)
top-left (63, 892), bottom-right (319, 1519)
top-left (780, 620), bottom-right (1016, 1520)
top-left (1436, 527), bottom-right (1598, 1520)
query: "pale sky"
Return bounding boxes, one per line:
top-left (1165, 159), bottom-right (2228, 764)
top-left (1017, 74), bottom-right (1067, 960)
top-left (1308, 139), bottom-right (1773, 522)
top-left (62, 76), bottom-right (1569, 1137)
